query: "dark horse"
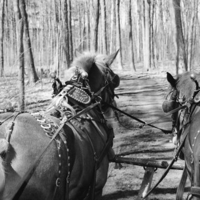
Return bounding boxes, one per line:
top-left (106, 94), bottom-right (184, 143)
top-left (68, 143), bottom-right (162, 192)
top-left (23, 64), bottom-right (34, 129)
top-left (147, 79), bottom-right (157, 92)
top-left (162, 72), bottom-right (200, 200)
top-left (0, 51), bottom-right (120, 200)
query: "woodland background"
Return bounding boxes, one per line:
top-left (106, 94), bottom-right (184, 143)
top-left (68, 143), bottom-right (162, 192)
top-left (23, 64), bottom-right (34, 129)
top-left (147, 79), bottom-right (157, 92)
top-left (0, 0), bottom-right (199, 109)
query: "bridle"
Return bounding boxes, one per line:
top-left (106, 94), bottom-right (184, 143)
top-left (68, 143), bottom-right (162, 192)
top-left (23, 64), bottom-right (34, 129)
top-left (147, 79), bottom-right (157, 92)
top-left (163, 86), bottom-right (189, 136)
top-left (98, 68), bottom-right (119, 112)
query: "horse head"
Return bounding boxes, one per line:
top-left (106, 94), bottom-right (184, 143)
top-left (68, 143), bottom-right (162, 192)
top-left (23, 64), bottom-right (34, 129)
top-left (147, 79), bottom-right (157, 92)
top-left (162, 72), bottom-right (200, 114)
top-left (162, 72), bottom-right (199, 136)
top-left (51, 50), bottom-right (120, 114)
top-left (64, 50), bottom-right (120, 102)
top-left (50, 50), bottom-right (120, 132)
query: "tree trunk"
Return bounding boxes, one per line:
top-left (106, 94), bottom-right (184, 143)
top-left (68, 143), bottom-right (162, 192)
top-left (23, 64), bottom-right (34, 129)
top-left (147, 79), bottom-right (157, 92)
top-left (68, 0), bottom-right (73, 61)
top-left (0, 0), bottom-right (5, 77)
top-left (142, 0), bottom-right (150, 71)
top-left (19, 0), bottom-right (38, 83)
top-left (151, 0), bottom-right (156, 68)
top-left (78, 5), bottom-right (82, 51)
top-left (94, 0), bottom-right (100, 51)
top-left (89, 0), bottom-right (94, 51)
top-left (129, 0), bottom-right (136, 71)
top-left (189, 0), bottom-right (198, 71)
top-left (110, 0), bottom-right (115, 54)
top-left (14, 0), bottom-right (25, 111)
top-left (63, 0), bottom-right (70, 68)
top-left (173, 0), bottom-right (188, 74)
top-left (86, 0), bottom-right (91, 50)
top-left (100, 0), bottom-right (107, 54)
top-left (116, 0), bottom-right (123, 69)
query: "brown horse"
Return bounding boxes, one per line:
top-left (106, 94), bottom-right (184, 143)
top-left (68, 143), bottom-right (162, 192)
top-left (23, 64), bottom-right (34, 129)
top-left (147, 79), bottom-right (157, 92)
top-left (162, 72), bottom-right (200, 200)
top-left (0, 50), bottom-right (120, 200)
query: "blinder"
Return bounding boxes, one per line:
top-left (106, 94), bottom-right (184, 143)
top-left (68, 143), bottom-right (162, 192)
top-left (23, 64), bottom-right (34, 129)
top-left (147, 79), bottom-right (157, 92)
top-left (162, 100), bottom-right (177, 113)
top-left (100, 69), bottom-right (119, 112)
top-left (162, 88), bottom-right (179, 113)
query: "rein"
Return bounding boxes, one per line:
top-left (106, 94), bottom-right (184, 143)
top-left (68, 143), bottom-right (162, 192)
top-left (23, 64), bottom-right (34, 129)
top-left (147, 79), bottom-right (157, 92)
top-left (103, 102), bottom-right (172, 134)
top-left (142, 121), bottom-right (189, 199)
top-left (165, 104), bottom-right (187, 116)
top-left (143, 97), bottom-right (199, 199)
top-left (143, 76), bottom-right (200, 199)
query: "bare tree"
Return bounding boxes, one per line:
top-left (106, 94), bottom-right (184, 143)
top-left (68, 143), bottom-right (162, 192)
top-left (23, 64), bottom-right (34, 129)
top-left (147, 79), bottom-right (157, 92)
top-left (63, 0), bottom-right (70, 68)
top-left (110, 0), bottom-right (116, 54)
top-left (14, 0), bottom-right (25, 111)
top-left (173, 0), bottom-right (188, 74)
top-left (100, 0), bottom-right (107, 54)
top-left (116, 0), bottom-right (123, 69)
top-left (129, 0), bottom-right (136, 71)
top-left (94, 0), bottom-right (100, 51)
top-left (188, 0), bottom-right (198, 71)
top-left (68, 0), bottom-right (73, 60)
top-left (19, 0), bottom-right (38, 83)
top-left (86, 0), bottom-right (91, 50)
top-left (0, 0), bottom-right (5, 77)
top-left (151, 0), bottom-right (156, 68)
top-left (142, 0), bottom-right (150, 71)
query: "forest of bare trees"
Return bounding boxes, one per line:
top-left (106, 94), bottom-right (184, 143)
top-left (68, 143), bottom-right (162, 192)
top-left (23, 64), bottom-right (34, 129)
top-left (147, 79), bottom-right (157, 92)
top-left (0, 0), bottom-right (200, 82)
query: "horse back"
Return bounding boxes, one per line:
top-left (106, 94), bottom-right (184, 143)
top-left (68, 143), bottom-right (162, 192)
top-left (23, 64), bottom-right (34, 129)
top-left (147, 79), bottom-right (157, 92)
top-left (0, 112), bottom-right (70, 200)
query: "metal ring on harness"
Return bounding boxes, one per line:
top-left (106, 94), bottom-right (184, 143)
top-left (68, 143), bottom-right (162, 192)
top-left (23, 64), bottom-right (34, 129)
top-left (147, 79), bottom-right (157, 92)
top-left (56, 178), bottom-right (61, 187)
top-left (37, 119), bottom-right (46, 123)
top-left (41, 124), bottom-right (51, 129)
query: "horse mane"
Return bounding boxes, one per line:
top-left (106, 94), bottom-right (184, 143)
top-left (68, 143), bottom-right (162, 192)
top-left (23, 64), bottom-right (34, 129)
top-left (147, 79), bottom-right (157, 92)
top-left (70, 52), bottom-right (108, 75)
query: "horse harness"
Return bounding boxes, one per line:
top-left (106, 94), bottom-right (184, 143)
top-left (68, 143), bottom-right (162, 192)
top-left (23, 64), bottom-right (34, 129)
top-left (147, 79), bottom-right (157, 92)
top-left (51, 69), bottom-right (116, 200)
top-left (0, 111), bottom-right (72, 200)
top-left (0, 69), bottom-right (116, 200)
top-left (164, 85), bottom-right (200, 199)
top-left (142, 84), bottom-right (200, 199)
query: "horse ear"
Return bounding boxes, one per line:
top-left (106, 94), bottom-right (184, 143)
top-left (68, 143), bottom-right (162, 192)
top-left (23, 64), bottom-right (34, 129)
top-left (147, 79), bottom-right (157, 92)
top-left (167, 72), bottom-right (176, 88)
top-left (105, 49), bottom-right (120, 67)
top-left (74, 49), bottom-right (82, 57)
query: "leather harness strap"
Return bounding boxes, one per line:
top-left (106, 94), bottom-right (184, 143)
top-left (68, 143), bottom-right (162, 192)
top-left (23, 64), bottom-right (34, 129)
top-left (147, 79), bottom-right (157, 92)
top-left (103, 101), bottom-right (172, 134)
top-left (10, 116), bottom-right (68, 200)
top-left (143, 99), bottom-right (197, 199)
top-left (142, 121), bottom-right (189, 199)
top-left (67, 111), bottom-right (113, 200)
top-left (4, 102), bottom-right (101, 200)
